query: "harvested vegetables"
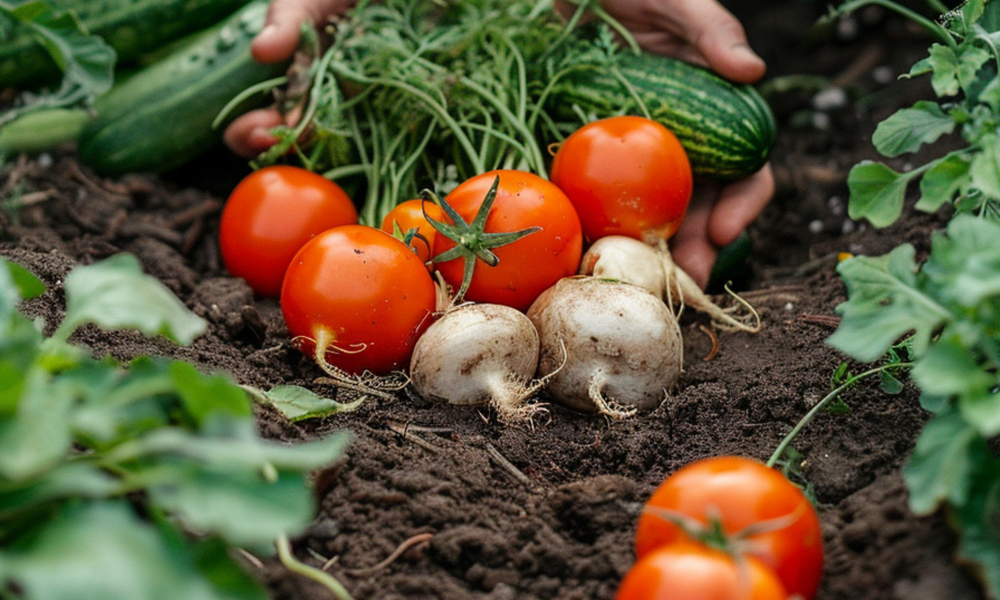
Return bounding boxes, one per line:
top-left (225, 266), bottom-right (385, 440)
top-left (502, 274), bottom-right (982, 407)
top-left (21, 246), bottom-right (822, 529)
top-left (252, 0), bottom-right (775, 227)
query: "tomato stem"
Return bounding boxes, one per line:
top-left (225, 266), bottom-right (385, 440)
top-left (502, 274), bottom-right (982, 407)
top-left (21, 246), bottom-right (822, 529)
top-left (422, 176), bottom-right (540, 305)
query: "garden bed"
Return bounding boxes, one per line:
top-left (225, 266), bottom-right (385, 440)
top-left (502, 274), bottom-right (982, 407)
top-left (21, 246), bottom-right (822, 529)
top-left (0, 1), bottom-right (990, 599)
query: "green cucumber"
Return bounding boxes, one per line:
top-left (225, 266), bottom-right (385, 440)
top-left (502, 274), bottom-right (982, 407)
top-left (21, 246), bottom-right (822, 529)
top-left (0, 0), bottom-right (252, 89)
top-left (549, 51), bottom-right (777, 181)
top-left (77, 0), bottom-right (285, 176)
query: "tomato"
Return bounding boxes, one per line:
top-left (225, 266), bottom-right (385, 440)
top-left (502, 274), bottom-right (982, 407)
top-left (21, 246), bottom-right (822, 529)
top-left (616, 543), bottom-right (787, 600)
top-left (634, 456), bottom-right (823, 599)
top-left (380, 199), bottom-right (445, 264)
top-left (433, 169), bottom-right (583, 311)
top-left (219, 166), bottom-right (358, 297)
top-left (280, 225), bottom-right (437, 376)
top-left (549, 116), bottom-right (693, 244)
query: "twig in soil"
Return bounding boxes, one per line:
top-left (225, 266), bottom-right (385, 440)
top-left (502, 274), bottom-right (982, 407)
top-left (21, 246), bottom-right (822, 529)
top-left (10, 189), bottom-right (57, 207)
top-left (340, 533), bottom-right (434, 578)
top-left (385, 421), bottom-right (442, 454)
top-left (276, 534), bottom-right (355, 600)
top-left (698, 324), bottom-right (720, 361)
top-left (68, 161), bottom-right (130, 198)
top-left (181, 220), bottom-right (205, 255)
top-left (234, 547), bottom-right (265, 569)
top-left (385, 420), bottom-right (453, 437)
top-left (831, 44), bottom-right (884, 87)
top-left (485, 442), bottom-right (537, 490)
top-left (165, 198), bottom-right (222, 229)
top-left (735, 285), bottom-right (804, 303)
top-left (797, 314), bottom-right (842, 328)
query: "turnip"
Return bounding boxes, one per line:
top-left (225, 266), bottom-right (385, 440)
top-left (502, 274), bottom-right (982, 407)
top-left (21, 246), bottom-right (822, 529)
top-left (409, 302), bottom-right (547, 423)
top-left (526, 277), bottom-right (683, 419)
top-left (580, 236), bottom-right (760, 333)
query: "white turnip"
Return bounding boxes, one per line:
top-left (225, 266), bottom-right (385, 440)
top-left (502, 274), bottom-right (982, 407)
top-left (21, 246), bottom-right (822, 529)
top-left (526, 277), bottom-right (683, 419)
top-left (409, 302), bottom-right (546, 423)
top-left (580, 236), bottom-right (760, 333)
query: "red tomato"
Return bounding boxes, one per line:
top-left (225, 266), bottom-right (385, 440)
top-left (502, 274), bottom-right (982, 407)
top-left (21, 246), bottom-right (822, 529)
top-left (432, 169), bottom-right (583, 311)
top-left (280, 225), bottom-right (437, 375)
top-left (550, 116), bottom-right (692, 244)
top-left (634, 456), bottom-right (823, 599)
top-left (615, 543), bottom-right (788, 600)
top-left (380, 199), bottom-right (445, 264)
top-left (616, 543), bottom-right (787, 600)
top-left (219, 166), bottom-right (358, 297)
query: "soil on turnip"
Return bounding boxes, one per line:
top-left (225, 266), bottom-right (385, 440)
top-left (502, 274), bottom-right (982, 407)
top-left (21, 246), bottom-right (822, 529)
top-left (0, 2), bottom-right (990, 599)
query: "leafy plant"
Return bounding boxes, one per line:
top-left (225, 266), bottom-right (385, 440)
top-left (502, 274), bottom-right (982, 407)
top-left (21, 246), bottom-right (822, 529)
top-left (826, 1), bottom-right (1000, 594)
top-left (0, 0), bottom-right (115, 125)
top-left (838, 0), bottom-right (1000, 227)
top-left (0, 253), bottom-right (349, 600)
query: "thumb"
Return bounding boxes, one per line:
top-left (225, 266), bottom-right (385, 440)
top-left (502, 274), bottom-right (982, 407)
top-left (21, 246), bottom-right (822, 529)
top-left (668, 2), bottom-right (765, 84)
top-left (252, 0), bottom-right (353, 64)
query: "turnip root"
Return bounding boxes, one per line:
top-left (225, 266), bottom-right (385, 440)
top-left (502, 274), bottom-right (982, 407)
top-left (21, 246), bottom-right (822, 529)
top-left (409, 302), bottom-right (546, 423)
top-left (526, 277), bottom-right (683, 419)
top-left (580, 236), bottom-right (760, 333)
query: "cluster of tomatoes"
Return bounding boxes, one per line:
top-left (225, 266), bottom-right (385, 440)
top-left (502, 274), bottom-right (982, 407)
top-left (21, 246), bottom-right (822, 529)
top-left (620, 456), bottom-right (823, 600)
top-left (217, 115), bottom-right (692, 375)
top-left (216, 115), bottom-right (823, 599)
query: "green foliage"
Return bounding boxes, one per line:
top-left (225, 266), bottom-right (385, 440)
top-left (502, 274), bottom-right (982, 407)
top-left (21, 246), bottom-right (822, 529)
top-left (0, 254), bottom-right (348, 600)
top-left (830, 215), bottom-right (1000, 594)
top-left (0, 0), bottom-right (115, 125)
top-left (839, 0), bottom-right (1000, 226)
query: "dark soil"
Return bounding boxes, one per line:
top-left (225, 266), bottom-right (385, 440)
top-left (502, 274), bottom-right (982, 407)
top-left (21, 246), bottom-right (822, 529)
top-left (0, 2), bottom-right (989, 599)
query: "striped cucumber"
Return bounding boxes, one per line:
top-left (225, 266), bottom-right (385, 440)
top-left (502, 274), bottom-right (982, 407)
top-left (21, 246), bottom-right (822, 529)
top-left (0, 0), bottom-right (252, 89)
top-left (549, 51), bottom-right (776, 181)
top-left (77, 0), bottom-right (285, 176)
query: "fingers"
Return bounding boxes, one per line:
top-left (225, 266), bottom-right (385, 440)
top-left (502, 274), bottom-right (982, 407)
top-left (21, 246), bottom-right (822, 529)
top-left (223, 109), bottom-right (286, 158)
top-left (670, 182), bottom-right (720, 289)
top-left (707, 163), bottom-right (775, 248)
top-left (653, 0), bottom-right (765, 83)
top-left (252, 0), bottom-right (353, 63)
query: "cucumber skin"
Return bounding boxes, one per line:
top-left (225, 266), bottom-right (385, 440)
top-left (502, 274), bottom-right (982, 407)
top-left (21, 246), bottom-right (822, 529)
top-left (550, 52), bottom-right (777, 181)
top-left (0, 0), bottom-right (253, 89)
top-left (77, 0), bottom-right (285, 177)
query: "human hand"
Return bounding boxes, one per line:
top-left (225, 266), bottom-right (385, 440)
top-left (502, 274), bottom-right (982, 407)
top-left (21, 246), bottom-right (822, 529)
top-left (223, 0), bottom-right (354, 158)
top-left (557, 0), bottom-right (772, 287)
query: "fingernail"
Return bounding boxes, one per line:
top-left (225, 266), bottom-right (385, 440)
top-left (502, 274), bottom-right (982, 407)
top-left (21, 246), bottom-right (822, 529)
top-left (256, 23), bottom-right (278, 41)
top-left (734, 44), bottom-right (765, 67)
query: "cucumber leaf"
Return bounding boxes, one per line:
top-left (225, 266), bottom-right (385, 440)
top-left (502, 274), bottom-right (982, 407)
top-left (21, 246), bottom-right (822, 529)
top-left (846, 161), bottom-right (909, 228)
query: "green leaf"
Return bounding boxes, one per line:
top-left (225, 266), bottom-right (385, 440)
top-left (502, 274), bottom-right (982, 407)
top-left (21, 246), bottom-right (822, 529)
top-left (927, 44), bottom-right (989, 97)
top-left (903, 410), bottom-right (983, 513)
top-left (912, 336), bottom-right (1000, 437)
top-left (0, 463), bottom-right (120, 520)
top-left (953, 470), bottom-right (1000, 598)
top-left (1, 500), bottom-right (261, 600)
top-left (261, 384), bottom-right (364, 422)
top-left (0, 367), bottom-right (74, 481)
top-left (56, 254), bottom-right (206, 345)
top-left (169, 362), bottom-right (252, 425)
top-left (976, 75), bottom-right (1000, 111)
top-left (846, 161), bottom-right (909, 228)
top-left (872, 101), bottom-right (955, 157)
top-left (828, 246), bottom-right (951, 361)
top-left (916, 153), bottom-right (971, 212)
top-left (3, 260), bottom-right (46, 301)
top-left (971, 137), bottom-right (1000, 200)
top-left (923, 214), bottom-right (1000, 307)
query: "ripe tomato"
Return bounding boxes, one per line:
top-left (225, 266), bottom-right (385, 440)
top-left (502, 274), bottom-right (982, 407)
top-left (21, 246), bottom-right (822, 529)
top-left (433, 169), bottom-right (583, 311)
top-left (219, 166), bottom-right (358, 297)
top-left (550, 116), bottom-right (692, 244)
top-left (380, 199), bottom-right (445, 264)
top-left (280, 225), bottom-right (437, 376)
top-left (616, 543), bottom-right (787, 600)
top-left (634, 456), bottom-right (823, 599)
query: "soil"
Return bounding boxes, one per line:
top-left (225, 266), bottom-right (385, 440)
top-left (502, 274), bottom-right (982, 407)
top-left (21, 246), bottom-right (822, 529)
top-left (0, 2), bottom-right (991, 600)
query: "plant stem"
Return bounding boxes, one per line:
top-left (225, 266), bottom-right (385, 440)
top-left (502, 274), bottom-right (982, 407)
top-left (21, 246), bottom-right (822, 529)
top-left (834, 0), bottom-right (954, 47)
top-left (766, 363), bottom-right (912, 468)
top-left (276, 534), bottom-right (356, 600)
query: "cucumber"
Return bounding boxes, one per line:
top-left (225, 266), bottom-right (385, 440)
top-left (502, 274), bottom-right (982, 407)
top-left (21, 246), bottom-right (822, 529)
top-left (0, 0), bottom-right (252, 89)
top-left (77, 0), bottom-right (286, 176)
top-left (549, 51), bottom-right (777, 181)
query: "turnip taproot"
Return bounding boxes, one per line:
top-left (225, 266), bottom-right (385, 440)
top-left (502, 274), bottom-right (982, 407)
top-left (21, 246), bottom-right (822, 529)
top-left (526, 277), bottom-right (683, 419)
top-left (580, 236), bottom-right (760, 333)
top-left (409, 303), bottom-right (547, 423)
